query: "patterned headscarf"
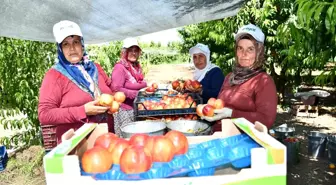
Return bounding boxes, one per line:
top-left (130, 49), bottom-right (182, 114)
top-left (229, 34), bottom-right (265, 86)
top-left (117, 47), bottom-right (144, 83)
top-left (56, 36), bottom-right (98, 96)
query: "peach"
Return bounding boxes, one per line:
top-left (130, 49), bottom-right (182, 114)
top-left (202, 104), bottom-right (215, 117)
top-left (207, 98), bottom-right (216, 107)
top-left (214, 99), bottom-right (225, 109)
top-left (191, 80), bottom-right (201, 89)
top-left (196, 104), bottom-right (206, 117)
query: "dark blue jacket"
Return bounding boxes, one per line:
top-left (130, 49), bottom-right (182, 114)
top-left (200, 67), bottom-right (225, 103)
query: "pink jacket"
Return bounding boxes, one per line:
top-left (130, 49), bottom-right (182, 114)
top-left (38, 63), bottom-right (114, 144)
top-left (111, 63), bottom-right (147, 110)
top-left (214, 72), bottom-right (278, 131)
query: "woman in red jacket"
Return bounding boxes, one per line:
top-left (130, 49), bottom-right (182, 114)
top-left (38, 20), bottom-right (115, 149)
top-left (110, 38), bottom-right (147, 137)
top-left (202, 24), bottom-right (278, 131)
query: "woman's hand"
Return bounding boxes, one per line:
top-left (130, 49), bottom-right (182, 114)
top-left (185, 85), bottom-right (202, 93)
top-left (201, 107), bottom-right (233, 122)
top-left (84, 100), bottom-right (109, 116)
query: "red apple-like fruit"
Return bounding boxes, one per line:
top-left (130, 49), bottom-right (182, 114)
top-left (120, 145), bottom-right (152, 174)
top-left (191, 80), bottom-right (201, 89)
top-left (114, 92), bottom-right (126, 103)
top-left (172, 80), bottom-right (180, 90)
top-left (81, 146), bottom-right (112, 173)
top-left (146, 86), bottom-right (156, 92)
top-left (94, 133), bottom-right (118, 151)
top-left (202, 104), bottom-right (215, 117)
top-left (165, 130), bottom-right (189, 155)
top-left (184, 79), bottom-right (192, 88)
top-left (144, 136), bottom-right (175, 162)
top-left (111, 139), bottom-right (130, 164)
top-left (98, 94), bottom-right (114, 107)
top-left (129, 133), bottom-right (149, 147)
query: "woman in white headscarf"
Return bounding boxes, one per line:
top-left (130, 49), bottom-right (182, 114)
top-left (187, 43), bottom-right (225, 103)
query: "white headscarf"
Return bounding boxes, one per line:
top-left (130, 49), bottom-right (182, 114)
top-left (189, 43), bottom-right (219, 82)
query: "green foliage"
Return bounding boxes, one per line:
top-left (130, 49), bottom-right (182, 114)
top-left (0, 37), bottom-right (55, 147)
top-left (86, 41), bottom-right (122, 75)
top-left (178, 0), bottom-right (336, 103)
top-left (87, 41), bottom-right (188, 76)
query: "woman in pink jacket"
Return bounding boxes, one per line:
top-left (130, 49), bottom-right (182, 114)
top-left (38, 20), bottom-right (114, 149)
top-left (202, 24), bottom-right (278, 131)
top-left (111, 38), bottom-right (147, 136)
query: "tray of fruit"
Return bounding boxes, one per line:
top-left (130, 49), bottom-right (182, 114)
top-left (138, 82), bottom-right (179, 97)
top-left (171, 79), bottom-right (202, 93)
top-left (133, 91), bottom-right (203, 118)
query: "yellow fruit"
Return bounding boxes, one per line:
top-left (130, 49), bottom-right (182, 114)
top-left (329, 163), bottom-right (335, 169)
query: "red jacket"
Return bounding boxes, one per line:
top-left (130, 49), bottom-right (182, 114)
top-left (213, 72), bottom-right (278, 131)
top-left (111, 63), bottom-right (147, 110)
top-left (38, 63), bottom-right (114, 144)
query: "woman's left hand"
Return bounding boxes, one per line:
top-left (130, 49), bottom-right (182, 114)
top-left (201, 107), bottom-right (233, 122)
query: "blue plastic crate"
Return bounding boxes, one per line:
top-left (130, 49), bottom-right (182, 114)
top-left (0, 145), bottom-right (9, 171)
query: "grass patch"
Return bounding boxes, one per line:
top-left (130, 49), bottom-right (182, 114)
top-left (0, 146), bottom-right (46, 185)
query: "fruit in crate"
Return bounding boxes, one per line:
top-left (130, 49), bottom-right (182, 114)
top-left (145, 86), bottom-right (156, 94)
top-left (120, 145), bottom-right (152, 174)
top-left (98, 93), bottom-right (114, 107)
top-left (111, 139), bottom-right (130, 164)
top-left (129, 133), bottom-right (149, 147)
top-left (81, 146), bottom-right (112, 173)
top-left (171, 80), bottom-right (180, 90)
top-left (151, 82), bottom-right (158, 89)
top-left (114, 92), bottom-right (126, 103)
top-left (202, 104), bottom-right (215, 117)
top-left (144, 136), bottom-right (175, 162)
top-left (165, 130), bottom-right (189, 155)
top-left (93, 133), bottom-right (118, 151)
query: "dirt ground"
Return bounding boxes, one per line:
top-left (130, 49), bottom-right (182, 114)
top-left (1, 63), bottom-right (335, 185)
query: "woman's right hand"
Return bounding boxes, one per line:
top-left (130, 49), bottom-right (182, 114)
top-left (84, 100), bottom-right (109, 116)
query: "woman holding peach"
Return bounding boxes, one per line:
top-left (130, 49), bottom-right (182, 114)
top-left (111, 38), bottom-right (147, 136)
top-left (202, 24), bottom-right (278, 131)
top-left (38, 21), bottom-right (115, 148)
top-left (187, 43), bottom-right (225, 103)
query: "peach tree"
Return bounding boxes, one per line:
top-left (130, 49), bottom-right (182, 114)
top-left (0, 37), bottom-right (55, 148)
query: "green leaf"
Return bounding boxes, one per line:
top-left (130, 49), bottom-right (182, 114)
top-left (314, 4), bottom-right (325, 22)
top-left (326, 5), bottom-right (334, 32)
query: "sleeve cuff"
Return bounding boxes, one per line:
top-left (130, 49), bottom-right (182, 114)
top-left (75, 106), bottom-right (88, 121)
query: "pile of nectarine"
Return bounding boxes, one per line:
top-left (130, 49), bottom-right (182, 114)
top-left (137, 93), bottom-right (196, 110)
top-left (196, 98), bottom-right (225, 117)
top-left (145, 114), bottom-right (198, 122)
top-left (171, 79), bottom-right (202, 93)
top-left (81, 130), bottom-right (189, 175)
top-left (97, 92), bottom-right (126, 114)
top-left (145, 83), bottom-right (159, 94)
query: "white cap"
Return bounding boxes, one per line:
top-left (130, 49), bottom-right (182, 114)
top-left (53, 20), bottom-right (83, 43)
top-left (189, 43), bottom-right (210, 56)
top-left (122, 37), bottom-right (141, 49)
top-left (234, 24), bottom-right (265, 43)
